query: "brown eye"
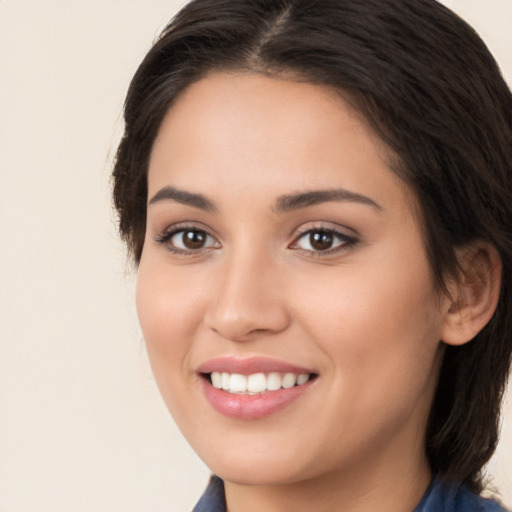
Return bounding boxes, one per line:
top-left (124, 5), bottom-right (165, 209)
top-left (167, 229), bottom-right (217, 251)
top-left (181, 230), bottom-right (208, 249)
top-left (309, 231), bottom-right (334, 251)
top-left (292, 228), bottom-right (354, 254)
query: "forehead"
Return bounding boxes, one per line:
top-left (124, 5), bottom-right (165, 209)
top-left (148, 71), bottom-right (411, 214)
top-left (152, 71), bottom-right (384, 155)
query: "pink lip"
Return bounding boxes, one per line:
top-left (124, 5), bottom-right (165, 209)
top-left (197, 356), bottom-right (317, 420)
top-left (197, 356), bottom-right (314, 375)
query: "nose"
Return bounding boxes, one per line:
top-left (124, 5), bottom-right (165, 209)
top-left (204, 250), bottom-right (291, 342)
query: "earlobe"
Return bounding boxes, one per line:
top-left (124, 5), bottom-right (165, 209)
top-left (441, 242), bottom-right (502, 346)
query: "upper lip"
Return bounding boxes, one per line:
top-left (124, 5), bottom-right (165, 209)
top-left (197, 356), bottom-right (316, 375)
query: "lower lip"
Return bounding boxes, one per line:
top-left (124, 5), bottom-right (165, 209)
top-left (201, 377), bottom-right (315, 420)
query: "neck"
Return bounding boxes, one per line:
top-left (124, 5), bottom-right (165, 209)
top-left (224, 442), bottom-right (431, 512)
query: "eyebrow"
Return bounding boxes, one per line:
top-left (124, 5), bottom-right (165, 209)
top-left (148, 186), bottom-right (217, 212)
top-left (148, 186), bottom-right (382, 213)
top-left (274, 189), bottom-right (382, 212)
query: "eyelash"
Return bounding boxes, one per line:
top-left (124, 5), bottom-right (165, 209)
top-left (154, 224), bottom-right (358, 257)
top-left (290, 227), bottom-right (358, 256)
top-left (154, 224), bottom-right (219, 256)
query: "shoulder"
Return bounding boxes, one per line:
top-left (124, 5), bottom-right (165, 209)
top-left (192, 475), bottom-right (226, 512)
top-left (415, 477), bottom-right (508, 512)
top-left (192, 475), bottom-right (509, 512)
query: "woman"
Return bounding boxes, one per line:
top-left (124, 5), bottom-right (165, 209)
top-left (113, 0), bottom-right (512, 510)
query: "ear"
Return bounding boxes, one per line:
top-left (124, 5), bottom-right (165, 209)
top-left (441, 242), bottom-right (502, 346)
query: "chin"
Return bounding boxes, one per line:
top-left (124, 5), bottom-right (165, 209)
top-left (192, 437), bottom-right (323, 486)
top-left (213, 461), bottom-right (307, 486)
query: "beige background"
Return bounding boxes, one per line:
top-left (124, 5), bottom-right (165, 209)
top-left (0, 1), bottom-right (510, 511)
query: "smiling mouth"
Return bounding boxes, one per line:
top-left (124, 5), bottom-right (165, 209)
top-left (202, 371), bottom-right (318, 395)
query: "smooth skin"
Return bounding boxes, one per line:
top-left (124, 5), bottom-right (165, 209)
top-left (136, 72), bottom-right (500, 512)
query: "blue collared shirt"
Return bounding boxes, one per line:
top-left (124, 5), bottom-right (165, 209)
top-left (416, 477), bottom-right (507, 511)
top-left (193, 475), bottom-right (508, 511)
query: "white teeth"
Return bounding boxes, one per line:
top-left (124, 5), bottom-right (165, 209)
top-left (266, 372), bottom-right (281, 391)
top-left (247, 373), bottom-right (266, 393)
top-left (229, 374), bottom-right (247, 393)
top-left (297, 373), bottom-right (309, 385)
top-left (209, 371), bottom-right (312, 394)
top-left (211, 372), bottom-right (222, 389)
top-left (221, 372), bottom-right (230, 390)
top-left (281, 373), bottom-right (297, 389)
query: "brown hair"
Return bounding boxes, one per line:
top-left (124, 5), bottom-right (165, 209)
top-left (113, 0), bottom-right (512, 493)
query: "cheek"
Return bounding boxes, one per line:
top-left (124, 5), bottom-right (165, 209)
top-left (294, 252), bottom-right (443, 400)
top-left (300, 261), bottom-right (439, 336)
top-left (135, 259), bottom-right (205, 389)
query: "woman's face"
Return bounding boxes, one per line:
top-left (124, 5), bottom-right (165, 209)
top-left (137, 72), bottom-right (450, 486)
